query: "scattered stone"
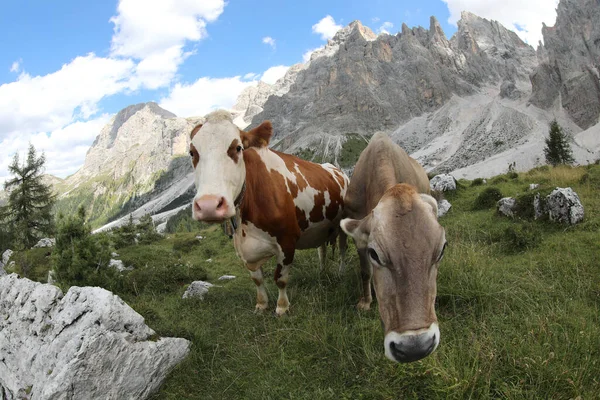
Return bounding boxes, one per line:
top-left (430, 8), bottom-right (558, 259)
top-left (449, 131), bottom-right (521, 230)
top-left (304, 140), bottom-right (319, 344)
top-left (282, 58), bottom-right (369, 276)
top-left (108, 259), bottom-right (132, 272)
top-left (0, 274), bottom-right (190, 400)
top-left (437, 200), bottom-right (452, 218)
top-left (33, 238), bottom-right (56, 248)
top-left (529, 184), bottom-right (539, 190)
top-left (182, 281), bottom-right (215, 300)
top-left (111, 252), bottom-right (120, 258)
top-left (2, 249), bottom-right (13, 266)
top-left (47, 270), bottom-right (55, 285)
top-left (497, 197), bottom-right (517, 217)
top-left (218, 275), bottom-right (236, 281)
top-left (206, 258), bottom-right (213, 263)
top-left (483, 179), bottom-right (487, 184)
top-left (430, 174), bottom-right (457, 192)
top-left (546, 187), bottom-right (584, 225)
top-left (195, 235), bottom-right (204, 240)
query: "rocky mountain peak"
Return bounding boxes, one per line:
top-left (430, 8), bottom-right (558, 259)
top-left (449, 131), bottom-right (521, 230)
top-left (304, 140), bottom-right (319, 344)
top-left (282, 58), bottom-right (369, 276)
top-left (330, 20), bottom-right (377, 45)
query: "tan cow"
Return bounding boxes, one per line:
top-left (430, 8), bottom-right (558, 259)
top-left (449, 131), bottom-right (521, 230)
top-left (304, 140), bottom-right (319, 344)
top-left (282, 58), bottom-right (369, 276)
top-left (189, 110), bottom-right (349, 315)
top-left (340, 133), bottom-right (446, 363)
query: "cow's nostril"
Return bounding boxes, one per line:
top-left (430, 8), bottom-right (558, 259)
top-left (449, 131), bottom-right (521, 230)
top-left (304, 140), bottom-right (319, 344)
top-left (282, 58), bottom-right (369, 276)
top-left (217, 197), bottom-right (225, 210)
top-left (194, 201), bottom-right (201, 212)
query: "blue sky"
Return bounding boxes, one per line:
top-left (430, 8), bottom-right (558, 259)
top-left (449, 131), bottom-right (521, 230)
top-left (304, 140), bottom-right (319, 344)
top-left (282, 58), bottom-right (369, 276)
top-left (0, 0), bottom-right (558, 181)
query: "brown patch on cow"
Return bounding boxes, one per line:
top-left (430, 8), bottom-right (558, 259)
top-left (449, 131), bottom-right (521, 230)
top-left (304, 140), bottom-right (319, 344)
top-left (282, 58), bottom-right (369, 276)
top-left (296, 206), bottom-right (309, 230)
top-left (251, 277), bottom-right (261, 286)
top-left (333, 169), bottom-right (346, 187)
top-left (286, 178), bottom-right (298, 198)
top-left (309, 192), bottom-right (326, 222)
top-left (189, 143), bottom-right (200, 168)
top-left (190, 124), bottom-right (203, 139)
top-left (242, 230), bottom-right (246, 237)
top-left (240, 148), bottom-right (300, 265)
top-left (240, 121), bottom-right (272, 149)
top-left (382, 183), bottom-right (416, 215)
top-left (227, 139), bottom-right (241, 163)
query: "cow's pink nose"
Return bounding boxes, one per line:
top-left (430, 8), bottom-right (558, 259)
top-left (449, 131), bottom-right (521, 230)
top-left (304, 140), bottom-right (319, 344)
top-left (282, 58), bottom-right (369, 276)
top-left (194, 195), bottom-right (229, 221)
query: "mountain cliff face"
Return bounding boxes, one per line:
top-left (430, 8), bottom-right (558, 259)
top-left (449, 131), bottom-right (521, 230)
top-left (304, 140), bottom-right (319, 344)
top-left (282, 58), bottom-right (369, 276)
top-left (56, 103), bottom-right (201, 226)
top-left (530, 0), bottom-right (600, 129)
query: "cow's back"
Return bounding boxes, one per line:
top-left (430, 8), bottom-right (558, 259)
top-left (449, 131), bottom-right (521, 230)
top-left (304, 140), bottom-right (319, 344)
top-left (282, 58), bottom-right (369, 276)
top-left (344, 133), bottom-right (429, 220)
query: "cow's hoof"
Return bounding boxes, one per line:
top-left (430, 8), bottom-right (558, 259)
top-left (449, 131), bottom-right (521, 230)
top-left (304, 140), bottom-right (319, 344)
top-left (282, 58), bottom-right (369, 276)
top-left (275, 306), bottom-right (289, 316)
top-left (357, 300), bottom-right (371, 311)
top-left (254, 304), bottom-right (268, 314)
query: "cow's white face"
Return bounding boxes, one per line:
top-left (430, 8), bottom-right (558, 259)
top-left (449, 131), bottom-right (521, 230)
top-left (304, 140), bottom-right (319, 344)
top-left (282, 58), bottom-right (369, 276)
top-left (341, 184), bottom-right (446, 363)
top-left (189, 111), bottom-right (272, 222)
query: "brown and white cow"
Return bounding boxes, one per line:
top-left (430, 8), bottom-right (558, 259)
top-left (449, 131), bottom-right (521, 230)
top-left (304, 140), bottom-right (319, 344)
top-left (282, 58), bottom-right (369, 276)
top-left (189, 110), bottom-right (349, 315)
top-left (340, 133), bottom-right (446, 363)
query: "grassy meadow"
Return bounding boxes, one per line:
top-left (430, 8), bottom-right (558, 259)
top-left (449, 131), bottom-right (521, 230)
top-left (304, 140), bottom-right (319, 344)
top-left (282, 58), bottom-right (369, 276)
top-left (8, 164), bottom-right (600, 399)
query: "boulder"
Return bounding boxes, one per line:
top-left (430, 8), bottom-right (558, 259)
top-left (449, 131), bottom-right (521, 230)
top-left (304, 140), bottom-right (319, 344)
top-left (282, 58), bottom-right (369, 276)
top-left (2, 249), bottom-right (13, 266)
top-left (0, 274), bottom-right (190, 400)
top-left (546, 187), bottom-right (584, 224)
top-left (497, 197), bottom-right (517, 217)
top-left (437, 199), bottom-right (452, 218)
top-left (33, 238), bottom-right (56, 248)
top-left (430, 174), bottom-right (457, 192)
top-left (182, 281), bottom-right (214, 300)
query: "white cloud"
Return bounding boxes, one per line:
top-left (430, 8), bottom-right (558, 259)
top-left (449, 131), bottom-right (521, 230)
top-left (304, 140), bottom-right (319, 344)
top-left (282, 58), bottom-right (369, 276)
top-left (159, 76), bottom-right (255, 118)
top-left (378, 22), bottom-right (394, 35)
top-left (312, 15), bottom-right (343, 41)
top-left (442, 0), bottom-right (559, 45)
top-left (10, 60), bottom-right (21, 73)
top-left (262, 36), bottom-right (276, 49)
top-left (243, 72), bottom-right (260, 80)
top-left (261, 65), bottom-right (289, 84)
top-left (110, 0), bottom-right (225, 89)
top-left (0, 115), bottom-right (111, 182)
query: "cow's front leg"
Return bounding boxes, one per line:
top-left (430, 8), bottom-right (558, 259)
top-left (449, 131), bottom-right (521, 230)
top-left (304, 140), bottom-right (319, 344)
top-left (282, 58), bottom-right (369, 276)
top-left (356, 247), bottom-right (373, 311)
top-left (246, 259), bottom-right (270, 313)
top-left (274, 249), bottom-right (294, 316)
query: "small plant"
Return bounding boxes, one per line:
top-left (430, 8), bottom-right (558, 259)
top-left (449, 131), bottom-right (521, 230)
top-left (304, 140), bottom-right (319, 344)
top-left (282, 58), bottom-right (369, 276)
top-left (544, 120), bottom-right (574, 166)
top-left (502, 223), bottom-right (541, 252)
top-left (473, 187), bottom-right (503, 210)
top-left (471, 178), bottom-right (484, 186)
top-left (172, 236), bottom-right (200, 253)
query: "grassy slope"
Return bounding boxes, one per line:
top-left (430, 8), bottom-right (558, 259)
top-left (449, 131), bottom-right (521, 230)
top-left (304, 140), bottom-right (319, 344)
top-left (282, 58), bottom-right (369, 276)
top-left (9, 165), bottom-right (600, 399)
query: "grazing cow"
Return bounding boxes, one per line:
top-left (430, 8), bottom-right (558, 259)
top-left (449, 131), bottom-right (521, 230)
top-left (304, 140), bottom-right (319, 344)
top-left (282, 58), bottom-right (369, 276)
top-left (340, 133), bottom-right (446, 363)
top-left (189, 110), bottom-right (349, 315)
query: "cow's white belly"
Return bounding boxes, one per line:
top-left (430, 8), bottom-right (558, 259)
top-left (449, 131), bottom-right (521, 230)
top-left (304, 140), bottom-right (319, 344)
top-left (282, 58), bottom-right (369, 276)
top-left (233, 221), bottom-right (281, 264)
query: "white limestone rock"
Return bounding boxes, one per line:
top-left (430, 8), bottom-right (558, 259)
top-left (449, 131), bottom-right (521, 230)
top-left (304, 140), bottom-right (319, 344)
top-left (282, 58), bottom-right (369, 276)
top-left (528, 184), bottom-right (539, 190)
top-left (33, 238), bottom-right (56, 248)
top-left (546, 187), bottom-right (584, 225)
top-left (182, 281), bottom-right (214, 300)
top-left (218, 275), bottom-right (236, 281)
top-left (437, 199), bottom-right (452, 218)
top-left (2, 249), bottom-right (13, 266)
top-left (497, 197), bottom-right (517, 217)
top-left (108, 259), bottom-right (131, 272)
top-left (430, 174), bottom-right (457, 192)
top-left (534, 193), bottom-right (546, 220)
top-left (0, 274), bottom-right (190, 400)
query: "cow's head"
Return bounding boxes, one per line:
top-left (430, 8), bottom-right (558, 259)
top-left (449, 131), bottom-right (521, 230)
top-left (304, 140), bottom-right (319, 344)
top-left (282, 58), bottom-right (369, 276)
top-left (341, 184), bottom-right (446, 363)
top-left (189, 110), bottom-right (272, 222)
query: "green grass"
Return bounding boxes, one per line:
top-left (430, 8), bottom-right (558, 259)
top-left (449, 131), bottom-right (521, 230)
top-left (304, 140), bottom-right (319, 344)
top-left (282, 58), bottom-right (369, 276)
top-left (9, 164), bottom-right (600, 399)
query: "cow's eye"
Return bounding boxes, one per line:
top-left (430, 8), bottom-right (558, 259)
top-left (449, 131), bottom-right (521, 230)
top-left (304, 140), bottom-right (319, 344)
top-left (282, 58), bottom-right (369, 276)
top-left (368, 248), bottom-right (382, 265)
top-left (189, 150), bottom-right (194, 157)
top-left (236, 145), bottom-right (243, 152)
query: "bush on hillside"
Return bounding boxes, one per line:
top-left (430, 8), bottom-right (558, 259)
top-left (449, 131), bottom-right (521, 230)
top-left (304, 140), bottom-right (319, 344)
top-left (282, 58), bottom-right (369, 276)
top-left (471, 178), bottom-right (484, 186)
top-left (579, 165), bottom-right (600, 189)
top-left (501, 223), bottom-right (542, 252)
top-left (473, 187), bottom-right (504, 210)
top-left (172, 236), bottom-right (200, 253)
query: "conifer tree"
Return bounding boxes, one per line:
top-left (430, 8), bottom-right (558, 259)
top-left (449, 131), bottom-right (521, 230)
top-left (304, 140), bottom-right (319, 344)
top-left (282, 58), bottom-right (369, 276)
top-left (544, 120), bottom-right (574, 166)
top-left (0, 144), bottom-right (56, 249)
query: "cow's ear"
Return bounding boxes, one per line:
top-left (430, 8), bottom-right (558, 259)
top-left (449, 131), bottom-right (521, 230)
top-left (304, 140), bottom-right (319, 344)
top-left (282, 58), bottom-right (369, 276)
top-left (340, 215), bottom-right (371, 248)
top-left (190, 124), bottom-right (203, 139)
top-left (240, 121), bottom-right (272, 148)
top-left (420, 194), bottom-right (439, 219)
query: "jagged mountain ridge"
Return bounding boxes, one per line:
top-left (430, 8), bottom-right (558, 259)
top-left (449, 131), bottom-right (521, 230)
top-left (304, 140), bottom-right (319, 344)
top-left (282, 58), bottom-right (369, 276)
top-left (54, 0), bottom-right (600, 231)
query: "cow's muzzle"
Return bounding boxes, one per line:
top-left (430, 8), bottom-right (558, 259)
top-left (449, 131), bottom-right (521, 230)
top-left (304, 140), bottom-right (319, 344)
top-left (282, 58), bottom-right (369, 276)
top-left (384, 323), bottom-right (439, 363)
top-left (193, 194), bottom-right (231, 222)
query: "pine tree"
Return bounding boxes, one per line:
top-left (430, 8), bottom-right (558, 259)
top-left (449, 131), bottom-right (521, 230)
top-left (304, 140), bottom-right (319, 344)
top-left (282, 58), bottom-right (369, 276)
top-left (544, 120), bottom-right (574, 167)
top-left (0, 144), bottom-right (56, 249)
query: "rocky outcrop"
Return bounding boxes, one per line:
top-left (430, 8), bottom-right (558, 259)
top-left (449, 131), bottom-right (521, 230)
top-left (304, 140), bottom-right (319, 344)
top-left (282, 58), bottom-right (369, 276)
top-left (546, 187), bottom-right (585, 224)
top-left (530, 0), bottom-right (600, 129)
top-left (437, 200), bottom-right (452, 217)
top-left (0, 249), bottom-right (13, 274)
top-left (497, 197), bottom-right (517, 217)
top-left (182, 280), bottom-right (215, 300)
top-left (0, 274), bottom-right (190, 400)
top-left (430, 174), bottom-right (457, 192)
top-left (33, 238), bottom-right (56, 248)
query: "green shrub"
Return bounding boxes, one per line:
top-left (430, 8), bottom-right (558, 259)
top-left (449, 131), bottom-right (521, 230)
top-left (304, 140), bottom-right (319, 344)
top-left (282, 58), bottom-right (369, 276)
top-left (502, 223), bottom-right (542, 252)
top-left (172, 236), bottom-right (200, 253)
top-left (507, 171), bottom-right (519, 180)
top-left (473, 187), bottom-right (503, 210)
top-left (579, 165), bottom-right (600, 189)
top-left (471, 178), bottom-right (484, 186)
top-left (8, 248), bottom-right (52, 282)
top-left (513, 188), bottom-right (553, 220)
top-left (490, 175), bottom-right (507, 184)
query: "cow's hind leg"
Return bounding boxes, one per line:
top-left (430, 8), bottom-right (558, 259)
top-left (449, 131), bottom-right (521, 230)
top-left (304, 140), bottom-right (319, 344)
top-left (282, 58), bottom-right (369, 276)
top-left (318, 244), bottom-right (326, 272)
top-left (356, 247), bottom-right (373, 311)
top-left (338, 230), bottom-right (348, 274)
top-left (246, 258), bottom-right (270, 313)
